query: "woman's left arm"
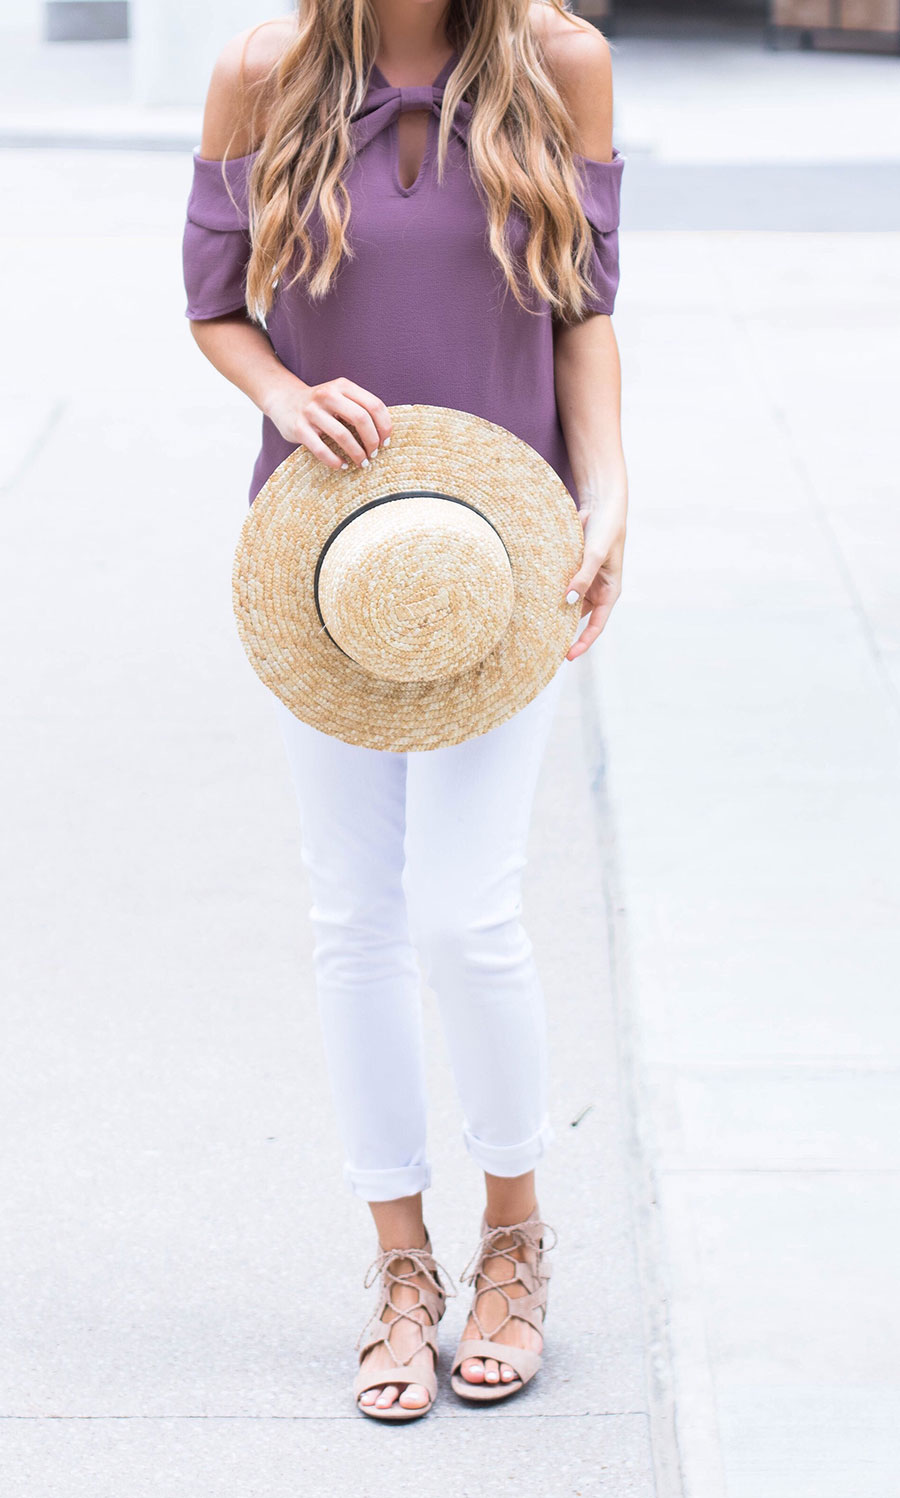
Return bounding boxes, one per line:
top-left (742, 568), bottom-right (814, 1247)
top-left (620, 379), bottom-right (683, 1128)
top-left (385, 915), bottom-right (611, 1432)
top-left (555, 314), bottom-right (627, 660)
top-left (548, 23), bottom-right (628, 660)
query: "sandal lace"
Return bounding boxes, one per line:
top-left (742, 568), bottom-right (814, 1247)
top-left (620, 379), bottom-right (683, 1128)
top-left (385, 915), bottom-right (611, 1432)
top-left (355, 1243), bottom-right (458, 1364)
top-left (459, 1215), bottom-right (558, 1342)
top-left (460, 1216), bottom-right (558, 1287)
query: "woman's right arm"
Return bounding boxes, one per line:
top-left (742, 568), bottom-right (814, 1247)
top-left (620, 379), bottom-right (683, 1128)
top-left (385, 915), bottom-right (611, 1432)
top-left (185, 23), bottom-right (392, 471)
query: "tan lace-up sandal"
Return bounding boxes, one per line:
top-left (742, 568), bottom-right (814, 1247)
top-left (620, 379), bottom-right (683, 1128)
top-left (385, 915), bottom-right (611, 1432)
top-left (450, 1204), bottom-right (558, 1403)
top-left (353, 1231), bottom-right (456, 1422)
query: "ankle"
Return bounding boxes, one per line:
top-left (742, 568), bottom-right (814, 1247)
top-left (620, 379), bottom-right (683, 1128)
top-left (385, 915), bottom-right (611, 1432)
top-left (377, 1225), bottom-right (429, 1257)
top-left (484, 1195), bottom-right (538, 1232)
top-left (369, 1192), bottom-right (427, 1254)
top-left (484, 1171), bottom-right (537, 1229)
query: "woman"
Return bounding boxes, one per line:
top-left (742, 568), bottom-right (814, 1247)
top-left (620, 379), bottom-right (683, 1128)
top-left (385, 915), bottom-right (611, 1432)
top-left (182, 0), bottom-right (627, 1421)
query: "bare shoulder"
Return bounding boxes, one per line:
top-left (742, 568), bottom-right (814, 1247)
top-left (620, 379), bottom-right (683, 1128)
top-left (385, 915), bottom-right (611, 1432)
top-left (198, 16), bottom-right (297, 160)
top-left (529, 2), bottom-right (614, 161)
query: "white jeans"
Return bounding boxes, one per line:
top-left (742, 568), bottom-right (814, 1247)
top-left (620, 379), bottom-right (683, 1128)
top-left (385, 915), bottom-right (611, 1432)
top-left (273, 664), bottom-right (567, 1202)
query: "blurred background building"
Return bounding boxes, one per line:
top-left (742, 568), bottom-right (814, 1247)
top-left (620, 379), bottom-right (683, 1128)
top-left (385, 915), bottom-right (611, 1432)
top-left (1, 0), bottom-right (897, 113)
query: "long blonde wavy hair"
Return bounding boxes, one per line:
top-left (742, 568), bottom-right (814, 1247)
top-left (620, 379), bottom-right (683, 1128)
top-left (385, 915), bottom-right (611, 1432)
top-left (224, 0), bottom-right (606, 326)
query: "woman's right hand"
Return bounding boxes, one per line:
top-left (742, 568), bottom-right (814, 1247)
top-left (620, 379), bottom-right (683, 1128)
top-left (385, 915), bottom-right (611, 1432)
top-left (264, 373), bottom-right (394, 471)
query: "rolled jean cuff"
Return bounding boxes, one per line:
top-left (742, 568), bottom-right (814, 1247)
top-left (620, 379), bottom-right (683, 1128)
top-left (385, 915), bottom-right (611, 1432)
top-left (462, 1116), bottom-right (555, 1177)
top-left (342, 1160), bottom-right (432, 1202)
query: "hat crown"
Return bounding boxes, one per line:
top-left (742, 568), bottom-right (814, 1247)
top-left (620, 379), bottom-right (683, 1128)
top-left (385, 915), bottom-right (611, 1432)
top-left (316, 494), bottom-right (514, 684)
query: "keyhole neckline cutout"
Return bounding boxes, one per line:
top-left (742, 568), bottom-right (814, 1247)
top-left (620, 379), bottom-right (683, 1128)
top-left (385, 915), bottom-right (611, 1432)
top-left (390, 112), bottom-right (429, 196)
top-left (369, 49), bottom-right (460, 196)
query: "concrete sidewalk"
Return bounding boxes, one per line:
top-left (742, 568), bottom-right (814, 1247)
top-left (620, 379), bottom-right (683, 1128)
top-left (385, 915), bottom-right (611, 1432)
top-left (600, 227), bottom-right (900, 1495)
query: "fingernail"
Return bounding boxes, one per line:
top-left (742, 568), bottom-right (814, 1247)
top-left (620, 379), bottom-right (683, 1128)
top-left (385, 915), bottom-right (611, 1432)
top-left (340, 462), bottom-right (349, 470)
top-left (371, 446), bottom-right (379, 457)
top-left (361, 458), bottom-right (370, 468)
top-left (566, 589), bottom-right (580, 604)
top-left (383, 436), bottom-right (391, 448)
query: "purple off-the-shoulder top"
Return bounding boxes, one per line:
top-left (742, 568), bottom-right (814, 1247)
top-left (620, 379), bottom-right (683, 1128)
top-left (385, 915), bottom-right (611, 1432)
top-left (182, 48), bottom-right (624, 508)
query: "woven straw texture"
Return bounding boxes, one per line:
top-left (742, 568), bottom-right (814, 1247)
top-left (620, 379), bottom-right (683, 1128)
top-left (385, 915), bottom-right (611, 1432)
top-left (232, 404), bottom-right (584, 752)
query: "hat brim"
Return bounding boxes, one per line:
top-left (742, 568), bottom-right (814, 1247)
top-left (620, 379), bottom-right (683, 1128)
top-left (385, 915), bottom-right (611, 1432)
top-left (232, 404), bottom-right (583, 752)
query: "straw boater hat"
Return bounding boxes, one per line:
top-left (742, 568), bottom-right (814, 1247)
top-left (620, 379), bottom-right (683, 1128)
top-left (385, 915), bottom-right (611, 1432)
top-left (232, 404), bottom-right (584, 753)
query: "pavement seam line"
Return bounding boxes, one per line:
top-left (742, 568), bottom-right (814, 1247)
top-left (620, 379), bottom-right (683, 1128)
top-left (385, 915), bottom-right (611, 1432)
top-left (0, 1411), bottom-right (652, 1422)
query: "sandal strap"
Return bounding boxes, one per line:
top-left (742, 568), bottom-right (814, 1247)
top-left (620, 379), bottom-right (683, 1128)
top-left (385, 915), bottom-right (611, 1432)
top-left (468, 1285), bottom-right (547, 1338)
top-left (459, 1207), bottom-right (558, 1288)
top-left (355, 1232), bottom-right (456, 1378)
top-left (354, 1340), bottom-right (439, 1403)
top-left (451, 1337), bottom-right (543, 1385)
top-left (357, 1315), bottom-right (439, 1363)
top-left (464, 1277), bottom-right (549, 1341)
top-left (362, 1239), bottom-right (454, 1298)
top-left (458, 1206), bottom-right (557, 1344)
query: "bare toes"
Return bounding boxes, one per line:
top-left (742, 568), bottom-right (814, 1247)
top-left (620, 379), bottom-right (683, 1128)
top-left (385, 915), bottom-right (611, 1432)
top-left (483, 1358), bottom-right (500, 1384)
top-left (398, 1383), bottom-right (429, 1409)
top-left (375, 1385), bottom-right (399, 1408)
top-left (500, 1363), bottom-right (517, 1381)
top-left (360, 1389), bottom-right (379, 1406)
top-left (460, 1357), bottom-right (485, 1383)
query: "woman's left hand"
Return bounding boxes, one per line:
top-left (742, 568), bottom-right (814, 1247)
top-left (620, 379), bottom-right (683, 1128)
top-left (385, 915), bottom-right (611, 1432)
top-left (563, 490), bottom-right (628, 661)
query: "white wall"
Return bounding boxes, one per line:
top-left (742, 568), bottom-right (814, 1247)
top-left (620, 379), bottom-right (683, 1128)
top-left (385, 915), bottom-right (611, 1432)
top-left (0, 0), bottom-right (41, 35)
top-left (130, 0), bottom-right (294, 107)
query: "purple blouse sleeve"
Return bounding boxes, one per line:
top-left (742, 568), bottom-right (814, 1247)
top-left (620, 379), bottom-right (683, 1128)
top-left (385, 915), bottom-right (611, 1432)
top-left (561, 147), bottom-right (625, 320)
top-left (182, 149), bottom-right (254, 320)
